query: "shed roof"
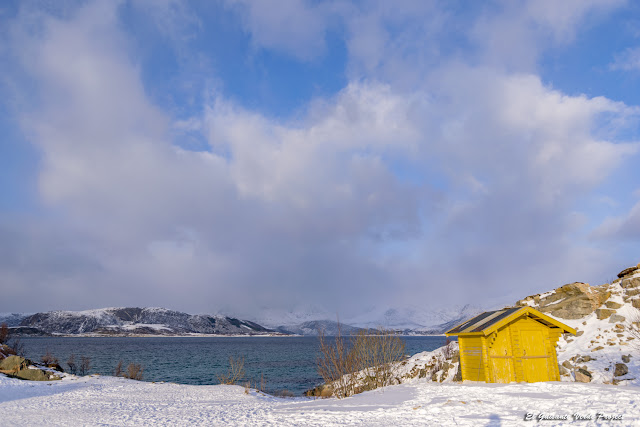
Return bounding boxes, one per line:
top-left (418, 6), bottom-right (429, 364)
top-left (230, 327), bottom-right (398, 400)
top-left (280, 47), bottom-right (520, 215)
top-left (445, 306), bottom-right (576, 336)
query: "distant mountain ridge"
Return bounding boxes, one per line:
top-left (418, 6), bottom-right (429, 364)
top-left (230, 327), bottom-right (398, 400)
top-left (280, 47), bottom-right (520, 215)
top-left (273, 320), bottom-right (363, 336)
top-left (1, 307), bottom-right (275, 336)
top-left (1, 303), bottom-right (485, 337)
top-left (254, 304), bottom-right (484, 336)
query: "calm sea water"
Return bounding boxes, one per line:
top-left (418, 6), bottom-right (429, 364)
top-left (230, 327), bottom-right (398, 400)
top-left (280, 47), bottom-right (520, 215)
top-left (19, 336), bottom-right (451, 395)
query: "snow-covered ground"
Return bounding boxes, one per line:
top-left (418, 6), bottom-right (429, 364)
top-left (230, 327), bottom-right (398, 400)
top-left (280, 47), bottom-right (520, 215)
top-left (1, 372), bottom-right (638, 426)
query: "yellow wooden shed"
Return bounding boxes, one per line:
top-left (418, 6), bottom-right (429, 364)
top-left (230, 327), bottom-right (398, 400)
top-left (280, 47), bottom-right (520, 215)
top-left (445, 306), bottom-right (575, 383)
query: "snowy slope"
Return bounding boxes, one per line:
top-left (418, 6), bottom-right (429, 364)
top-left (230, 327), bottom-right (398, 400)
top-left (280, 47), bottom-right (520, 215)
top-left (0, 372), bottom-right (638, 426)
top-left (550, 278), bottom-right (639, 385)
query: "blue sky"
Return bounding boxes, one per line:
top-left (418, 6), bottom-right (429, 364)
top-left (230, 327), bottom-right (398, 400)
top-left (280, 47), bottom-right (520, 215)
top-left (1, 0), bottom-right (640, 318)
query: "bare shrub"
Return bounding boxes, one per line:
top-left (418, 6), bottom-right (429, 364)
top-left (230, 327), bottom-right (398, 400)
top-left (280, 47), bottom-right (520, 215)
top-left (274, 389), bottom-right (295, 398)
top-left (217, 356), bottom-right (245, 385)
top-left (126, 363), bottom-right (144, 380)
top-left (41, 349), bottom-right (59, 366)
top-left (0, 323), bottom-right (8, 345)
top-left (441, 338), bottom-right (455, 360)
top-left (67, 353), bottom-right (77, 375)
top-left (351, 328), bottom-right (406, 392)
top-left (113, 360), bottom-right (143, 380)
top-left (317, 325), bottom-right (406, 398)
top-left (80, 356), bottom-right (91, 376)
top-left (317, 325), bottom-right (356, 398)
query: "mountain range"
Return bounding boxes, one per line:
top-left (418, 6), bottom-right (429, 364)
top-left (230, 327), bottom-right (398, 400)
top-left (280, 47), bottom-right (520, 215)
top-left (0, 303), bottom-right (484, 337)
top-left (253, 304), bottom-right (484, 335)
top-left (0, 307), bottom-right (274, 336)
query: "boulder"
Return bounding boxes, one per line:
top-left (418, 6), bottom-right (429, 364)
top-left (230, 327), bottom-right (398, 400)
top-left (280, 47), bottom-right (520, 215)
top-left (14, 367), bottom-right (59, 381)
top-left (562, 360), bottom-right (573, 369)
top-left (625, 288), bottom-right (640, 297)
top-left (517, 282), bottom-right (610, 319)
top-left (574, 369), bottom-right (592, 383)
top-left (614, 363), bottom-right (629, 377)
top-left (618, 266), bottom-right (639, 278)
top-left (595, 309), bottom-right (615, 320)
top-left (621, 277), bottom-right (640, 289)
top-left (605, 301), bottom-right (623, 309)
top-left (0, 355), bottom-right (60, 381)
top-left (558, 365), bottom-right (569, 376)
top-left (609, 314), bottom-right (626, 323)
top-left (633, 299), bottom-right (640, 309)
top-left (622, 354), bottom-right (632, 363)
top-left (0, 355), bottom-right (29, 372)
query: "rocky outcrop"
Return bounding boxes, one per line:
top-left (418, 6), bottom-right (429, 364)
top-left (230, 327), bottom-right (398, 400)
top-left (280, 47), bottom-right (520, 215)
top-left (0, 355), bottom-right (29, 371)
top-left (618, 265), bottom-right (639, 278)
top-left (0, 355), bottom-right (60, 381)
top-left (517, 282), bottom-right (610, 319)
top-left (513, 262), bottom-right (640, 386)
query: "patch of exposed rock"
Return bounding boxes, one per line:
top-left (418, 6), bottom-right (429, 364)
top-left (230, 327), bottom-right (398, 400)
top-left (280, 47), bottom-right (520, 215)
top-left (617, 265), bottom-right (639, 278)
top-left (0, 355), bottom-right (60, 381)
top-left (516, 282), bottom-right (610, 319)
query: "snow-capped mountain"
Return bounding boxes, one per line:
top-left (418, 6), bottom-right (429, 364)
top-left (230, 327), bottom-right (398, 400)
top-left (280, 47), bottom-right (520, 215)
top-left (272, 320), bottom-right (364, 336)
top-left (253, 304), bottom-right (484, 335)
top-left (4, 307), bottom-right (274, 336)
top-left (344, 304), bottom-right (484, 332)
top-left (0, 313), bottom-right (32, 327)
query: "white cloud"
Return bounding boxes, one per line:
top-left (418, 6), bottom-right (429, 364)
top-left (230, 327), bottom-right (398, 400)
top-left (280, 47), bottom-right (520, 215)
top-left (471, 0), bottom-right (623, 71)
top-left (610, 46), bottom-right (640, 71)
top-left (592, 199), bottom-right (640, 240)
top-left (226, 0), bottom-right (334, 61)
top-left (2, 0), bottom-right (639, 316)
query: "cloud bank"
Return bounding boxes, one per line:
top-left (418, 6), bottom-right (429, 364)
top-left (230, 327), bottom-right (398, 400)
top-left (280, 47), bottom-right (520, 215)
top-left (0, 0), bottom-right (639, 317)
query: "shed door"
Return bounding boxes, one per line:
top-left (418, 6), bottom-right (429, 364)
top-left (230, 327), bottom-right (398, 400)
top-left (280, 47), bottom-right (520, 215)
top-left (520, 330), bottom-right (549, 382)
top-left (488, 329), bottom-right (515, 383)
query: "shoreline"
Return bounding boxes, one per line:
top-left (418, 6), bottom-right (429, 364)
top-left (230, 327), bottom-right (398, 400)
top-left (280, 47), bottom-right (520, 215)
top-left (16, 333), bottom-right (448, 338)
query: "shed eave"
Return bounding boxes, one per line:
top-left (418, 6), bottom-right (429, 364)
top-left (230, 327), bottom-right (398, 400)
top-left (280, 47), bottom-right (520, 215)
top-left (483, 306), bottom-right (576, 336)
top-left (444, 331), bottom-right (483, 337)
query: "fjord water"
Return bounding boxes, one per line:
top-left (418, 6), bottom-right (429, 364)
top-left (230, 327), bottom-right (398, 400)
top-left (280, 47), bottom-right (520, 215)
top-left (20, 336), bottom-right (450, 395)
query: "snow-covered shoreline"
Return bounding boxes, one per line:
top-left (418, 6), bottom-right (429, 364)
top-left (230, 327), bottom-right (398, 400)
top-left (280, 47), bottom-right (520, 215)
top-left (1, 371), bottom-right (638, 426)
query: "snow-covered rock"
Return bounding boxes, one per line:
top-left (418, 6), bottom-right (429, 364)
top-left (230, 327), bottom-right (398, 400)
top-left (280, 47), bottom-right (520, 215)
top-left (515, 263), bottom-right (640, 386)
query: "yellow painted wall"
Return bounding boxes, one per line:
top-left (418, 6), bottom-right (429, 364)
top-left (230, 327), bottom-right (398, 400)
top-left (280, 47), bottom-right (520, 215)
top-left (487, 326), bottom-right (515, 383)
top-left (458, 316), bottom-right (564, 383)
top-left (459, 336), bottom-right (485, 381)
